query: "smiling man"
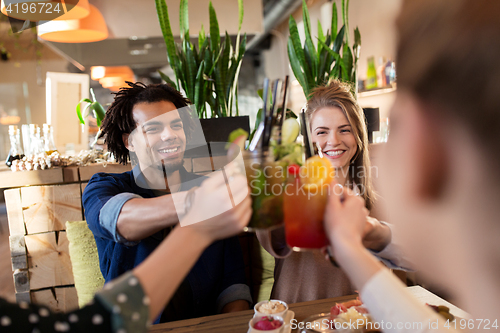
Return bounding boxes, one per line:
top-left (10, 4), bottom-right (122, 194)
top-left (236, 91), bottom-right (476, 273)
top-left (82, 82), bottom-right (251, 323)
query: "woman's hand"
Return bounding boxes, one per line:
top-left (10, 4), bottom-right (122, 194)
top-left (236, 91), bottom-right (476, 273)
top-left (324, 185), bottom-right (369, 254)
top-left (361, 217), bottom-right (392, 252)
top-left (181, 168), bottom-right (251, 244)
top-left (322, 184), bottom-right (385, 289)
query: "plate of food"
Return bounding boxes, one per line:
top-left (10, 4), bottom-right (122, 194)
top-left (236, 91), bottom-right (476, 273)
top-left (297, 299), bottom-right (457, 333)
top-left (297, 299), bottom-right (374, 333)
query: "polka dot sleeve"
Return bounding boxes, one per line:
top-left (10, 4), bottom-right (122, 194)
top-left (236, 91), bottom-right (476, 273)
top-left (94, 271), bottom-right (150, 333)
top-left (0, 295), bottom-right (112, 332)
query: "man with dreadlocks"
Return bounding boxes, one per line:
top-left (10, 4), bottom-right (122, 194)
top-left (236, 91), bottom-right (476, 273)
top-left (82, 82), bottom-right (252, 323)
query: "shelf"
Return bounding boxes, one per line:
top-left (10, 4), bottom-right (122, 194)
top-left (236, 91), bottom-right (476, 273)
top-left (358, 86), bottom-right (396, 98)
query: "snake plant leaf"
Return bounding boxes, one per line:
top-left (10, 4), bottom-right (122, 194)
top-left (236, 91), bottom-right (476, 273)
top-left (303, 42), bottom-right (316, 83)
top-left (287, 38), bottom-right (309, 98)
top-left (220, 32), bottom-right (231, 88)
top-left (194, 60), bottom-right (205, 112)
top-left (238, 0), bottom-right (244, 30)
top-left (225, 59), bottom-right (239, 101)
top-left (209, 2), bottom-right (220, 52)
top-left (333, 25), bottom-right (345, 53)
top-left (331, 2), bottom-right (338, 44)
top-left (203, 42), bottom-right (213, 75)
top-left (179, 0), bottom-right (189, 38)
top-left (155, 0), bottom-right (179, 70)
top-left (238, 33), bottom-right (247, 58)
top-left (288, 16), bottom-right (306, 73)
top-left (213, 66), bottom-right (227, 117)
top-left (199, 24), bottom-right (206, 50)
top-left (205, 90), bottom-right (217, 117)
top-left (158, 70), bottom-right (177, 89)
top-left (92, 102), bottom-right (106, 128)
top-left (342, 0), bottom-right (350, 47)
top-left (331, 62), bottom-right (340, 80)
top-left (353, 26), bottom-right (361, 61)
top-left (185, 41), bottom-right (197, 100)
top-left (342, 43), bottom-right (353, 81)
top-left (229, 33), bottom-right (246, 116)
top-left (318, 38), bottom-right (348, 79)
top-left (317, 20), bottom-right (325, 60)
top-left (354, 26), bottom-right (361, 47)
top-left (301, 0), bottom-right (317, 81)
top-left (318, 51), bottom-right (329, 85)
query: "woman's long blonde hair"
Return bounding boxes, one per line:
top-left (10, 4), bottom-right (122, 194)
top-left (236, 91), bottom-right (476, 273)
top-left (306, 80), bottom-right (375, 210)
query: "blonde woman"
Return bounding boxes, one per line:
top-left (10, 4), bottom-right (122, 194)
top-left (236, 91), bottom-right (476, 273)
top-left (257, 80), bottom-right (408, 304)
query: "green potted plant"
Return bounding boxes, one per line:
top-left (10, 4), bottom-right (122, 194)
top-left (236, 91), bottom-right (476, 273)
top-left (288, 0), bottom-right (361, 99)
top-left (76, 88), bottom-right (106, 149)
top-left (155, 0), bottom-right (250, 143)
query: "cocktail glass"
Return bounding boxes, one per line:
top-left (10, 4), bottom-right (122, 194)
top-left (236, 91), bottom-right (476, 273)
top-left (284, 156), bottom-right (335, 250)
top-left (242, 149), bottom-right (285, 231)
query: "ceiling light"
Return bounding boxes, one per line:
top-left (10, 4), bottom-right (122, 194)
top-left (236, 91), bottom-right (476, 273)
top-left (38, 4), bottom-right (108, 43)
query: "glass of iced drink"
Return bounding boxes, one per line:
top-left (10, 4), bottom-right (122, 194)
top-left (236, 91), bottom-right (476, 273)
top-left (284, 155), bottom-right (334, 250)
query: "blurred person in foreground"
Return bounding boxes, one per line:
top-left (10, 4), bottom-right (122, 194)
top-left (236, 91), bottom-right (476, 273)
top-left (82, 83), bottom-right (251, 323)
top-left (324, 0), bottom-right (500, 330)
top-left (0, 169), bottom-right (251, 332)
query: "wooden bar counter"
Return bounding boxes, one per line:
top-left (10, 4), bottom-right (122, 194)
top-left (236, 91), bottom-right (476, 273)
top-left (149, 286), bottom-right (468, 333)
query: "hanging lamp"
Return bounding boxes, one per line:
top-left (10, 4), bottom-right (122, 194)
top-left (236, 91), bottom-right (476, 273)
top-left (90, 66), bottom-right (135, 92)
top-left (91, 66), bottom-right (134, 81)
top-left (1, 0), bottom-right (90, 21)
top-left (38, 4), bottom-right (107, 43)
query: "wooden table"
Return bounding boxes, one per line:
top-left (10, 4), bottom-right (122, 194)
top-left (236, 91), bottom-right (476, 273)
top-left (149, 286), bottom-right (468, 332)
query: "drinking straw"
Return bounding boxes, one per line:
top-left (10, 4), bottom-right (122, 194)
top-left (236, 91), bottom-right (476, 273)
top-left (277, 76), bottom-right (289, 145)
top-left (300, 108), bottom-right (314, 159)
top-left (263, 79), bottom-right (281, 148)
top-left (249, 78), bottom-right (270, 151)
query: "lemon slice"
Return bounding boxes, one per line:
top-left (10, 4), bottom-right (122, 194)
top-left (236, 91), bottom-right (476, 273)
top-left (301, 155), bottom-right (335, 191)
top-left (281, 118), bottom-right (300, 144)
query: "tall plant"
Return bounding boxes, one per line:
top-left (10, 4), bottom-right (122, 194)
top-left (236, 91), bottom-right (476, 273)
top-left (288, 0), bottom-right (361, 99)
top-left (155, 0), bottom-right (246, 118)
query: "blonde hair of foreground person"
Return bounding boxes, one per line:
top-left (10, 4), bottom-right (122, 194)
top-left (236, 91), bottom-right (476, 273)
top-left (323, 0), bottom-right (500, 330)
top-left (306, 80), bottom-right (375, 210)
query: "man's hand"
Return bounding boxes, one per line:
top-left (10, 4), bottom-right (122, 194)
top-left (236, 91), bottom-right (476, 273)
top-left (324, 185), bottom-right (369, 254)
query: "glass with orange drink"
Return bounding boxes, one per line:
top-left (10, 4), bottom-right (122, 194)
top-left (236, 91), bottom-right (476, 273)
top-left (284, 155), bottom-right (335, 250)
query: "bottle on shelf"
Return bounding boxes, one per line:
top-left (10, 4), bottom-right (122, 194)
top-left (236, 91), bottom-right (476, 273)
top-left (385, 59), bottom-right (397, 87)
top-left (377, 56), bottom-right (387, 87)
top-left (28, 124), bottom-right (45, 156)
top-left (366, 56), bottom-right (378, 90)
top-left (5, 125), bottom-right (25, 167)
top-left (43, 124), bottom-right (58, 155)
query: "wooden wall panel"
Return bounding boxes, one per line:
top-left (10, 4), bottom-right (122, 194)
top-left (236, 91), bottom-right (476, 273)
top-left (31, 286), bottom-right (78, 313)
top-left (22, 184), bottom-right (83, 234)
top-left (25, 231), bottom-right (74, 290)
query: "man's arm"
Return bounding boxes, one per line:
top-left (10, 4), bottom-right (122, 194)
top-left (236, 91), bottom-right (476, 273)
top-left (83, 173), bottom-right (186, 244)
top-left (116, 193), bottom-right (186, 242)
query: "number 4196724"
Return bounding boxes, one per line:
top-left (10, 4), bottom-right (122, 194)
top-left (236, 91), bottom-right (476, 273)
top-left (5, 2), bottom-right (62, 15)
top-left (445, 319), bottom-right (498, 330)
